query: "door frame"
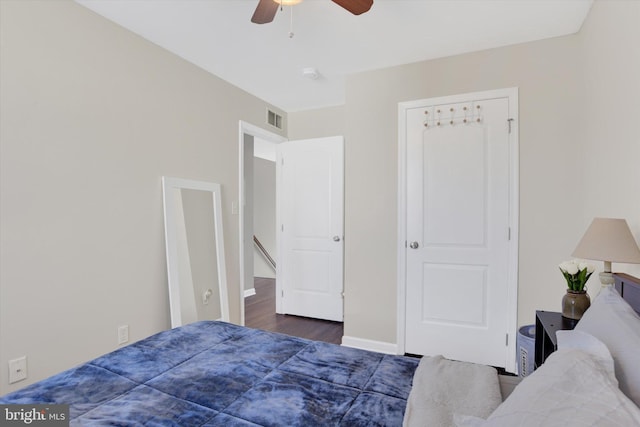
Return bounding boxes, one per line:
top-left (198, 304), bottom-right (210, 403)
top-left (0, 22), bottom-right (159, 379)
top-left (396, 88), bottom-right (519, 372)
top-left (238, 121), bottom-right (287, 326)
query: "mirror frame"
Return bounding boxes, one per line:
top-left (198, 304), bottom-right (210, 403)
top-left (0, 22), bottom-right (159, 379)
top-left (162, 177), bottom-right (229, 327)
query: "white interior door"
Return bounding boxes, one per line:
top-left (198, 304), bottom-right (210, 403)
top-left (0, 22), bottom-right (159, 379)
top-left (277, 136), bottom-right (344, 322)
top-left (404, 94), bottom-right (516, 369)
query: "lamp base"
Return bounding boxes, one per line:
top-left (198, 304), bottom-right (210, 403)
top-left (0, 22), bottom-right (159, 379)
top-left (599, 271), bottom-right (614, 287)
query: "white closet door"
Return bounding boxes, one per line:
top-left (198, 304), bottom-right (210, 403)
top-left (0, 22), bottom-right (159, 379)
top-left (405, 96), bottom-right (513, 368)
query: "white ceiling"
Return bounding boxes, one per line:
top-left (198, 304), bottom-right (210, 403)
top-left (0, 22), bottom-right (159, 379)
top-left (76, 0), bottom-right (593, 112)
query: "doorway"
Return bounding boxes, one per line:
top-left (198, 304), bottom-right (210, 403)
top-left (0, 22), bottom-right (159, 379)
top-left (238, 121), bottom-right (286, 326)
top-left (238, 123), bottom-right (346, 329)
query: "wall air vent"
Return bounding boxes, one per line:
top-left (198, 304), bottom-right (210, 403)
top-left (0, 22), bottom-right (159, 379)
top-left (267, 109), bottom-right (283, 130)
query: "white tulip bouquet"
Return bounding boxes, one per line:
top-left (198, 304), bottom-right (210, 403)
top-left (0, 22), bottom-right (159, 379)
top-left (559, 260), bottom-right (595, 292)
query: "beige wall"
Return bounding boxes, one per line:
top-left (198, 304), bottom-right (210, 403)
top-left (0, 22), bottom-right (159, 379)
top-left (288, 106), bottom-right (346, 140)
top-left (338, 0), bottom-right (639, 345)
top-left (0, 0), bottom-right (285, 393)
top-left (579, 0), bottom-right (640, 279)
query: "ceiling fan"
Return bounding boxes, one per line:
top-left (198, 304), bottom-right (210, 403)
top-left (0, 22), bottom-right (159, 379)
top-left (251, 0), bottom-right (374, 24)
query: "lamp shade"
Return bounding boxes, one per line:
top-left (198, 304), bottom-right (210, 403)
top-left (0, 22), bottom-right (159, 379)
top-left (572, 218), bottom-right (640, 263)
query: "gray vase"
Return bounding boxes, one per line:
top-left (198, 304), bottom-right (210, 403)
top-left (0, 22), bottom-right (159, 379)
top-left (561, 289), bottom-right (591, 320)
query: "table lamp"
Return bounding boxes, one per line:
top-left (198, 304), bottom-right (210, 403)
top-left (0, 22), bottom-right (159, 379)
top-left (572, 218), bottom-right (640, 287)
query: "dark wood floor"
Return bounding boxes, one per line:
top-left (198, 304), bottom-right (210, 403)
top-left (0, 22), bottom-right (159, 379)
top-left (245, 277), bottom-right (343, 345)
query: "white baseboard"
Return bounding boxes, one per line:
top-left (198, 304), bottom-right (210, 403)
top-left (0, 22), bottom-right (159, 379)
top-left (341, 336), bottom-right (398, 355)
top-left (243, 288), bottom-right (256, 298)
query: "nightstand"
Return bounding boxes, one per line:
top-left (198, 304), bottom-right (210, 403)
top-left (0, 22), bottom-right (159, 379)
top-left (534, 311), bottom-right (577, 369)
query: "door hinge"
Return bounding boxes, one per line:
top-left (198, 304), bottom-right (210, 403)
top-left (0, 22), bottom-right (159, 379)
top-left (508, 227), bottom-right (511, 240)
top-left (281, 224), bottom-right (284, 232)
top-left (281, 157), bottom-right (284, 166)
top-left (281, 290), bottom-right (284, 298)
top-left (505, 333), bottom-right (509, 346)
top-left (507, 118), bottom-right (514, 134)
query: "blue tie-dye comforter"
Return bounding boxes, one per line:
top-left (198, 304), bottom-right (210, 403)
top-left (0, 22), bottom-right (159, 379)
top-left (1, 321), bottom-right (419, 426)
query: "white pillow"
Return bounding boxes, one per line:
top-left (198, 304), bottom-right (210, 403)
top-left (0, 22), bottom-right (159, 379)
top-left (556, 330), bottom-right (615, 379)
top-left (575, 285), bottom-right (640, 407)
top-left (480, 348), bottom-right (640, 427)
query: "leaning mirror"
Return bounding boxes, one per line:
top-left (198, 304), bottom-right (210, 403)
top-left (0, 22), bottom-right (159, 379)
top-left (162, 177), bottom-right (229, 327)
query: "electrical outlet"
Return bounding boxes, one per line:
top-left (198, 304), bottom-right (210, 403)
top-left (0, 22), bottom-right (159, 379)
top-left (9, 356), bottom-right (27, 384)
top-left (118, 325), bottom-right (129, 345)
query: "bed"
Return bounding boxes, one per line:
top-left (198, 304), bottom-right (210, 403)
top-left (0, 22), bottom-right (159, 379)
top-left (2, 273), bottom-right (640, 426)
top-left (0, 321), bottom-right (418, 426)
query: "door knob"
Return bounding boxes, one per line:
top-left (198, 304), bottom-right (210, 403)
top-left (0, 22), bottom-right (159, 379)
top-left (333, 236), bottom-right (341, 242)
top-left (409, 241), bottom-right (419, 249)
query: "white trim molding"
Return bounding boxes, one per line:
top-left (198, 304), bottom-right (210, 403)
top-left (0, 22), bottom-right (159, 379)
top-left (243, 288), bottom-right (256, 298)
top-left (341, 336), bottom-right (398, 355)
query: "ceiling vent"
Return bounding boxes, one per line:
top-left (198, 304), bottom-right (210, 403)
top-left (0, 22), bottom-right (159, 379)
top-left (267, 109), bottom-right (283, 130)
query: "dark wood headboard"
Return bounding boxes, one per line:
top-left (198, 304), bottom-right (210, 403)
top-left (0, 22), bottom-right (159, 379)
top-left (614, 273), bottom-right (640, 314)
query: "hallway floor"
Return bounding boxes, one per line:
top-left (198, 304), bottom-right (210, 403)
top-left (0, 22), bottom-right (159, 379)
top-left (244, 277), bottom-right (343, 345)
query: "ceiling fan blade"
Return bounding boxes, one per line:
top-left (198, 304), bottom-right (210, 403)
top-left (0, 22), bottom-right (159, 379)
top-left (251, 0), bottom-right (279, 24)
top-left (331, 0), bottom-right (373, 15)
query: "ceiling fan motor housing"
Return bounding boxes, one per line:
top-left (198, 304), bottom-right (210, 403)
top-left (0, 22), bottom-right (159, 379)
top-left (251, 0), bottom-right (373, 24)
